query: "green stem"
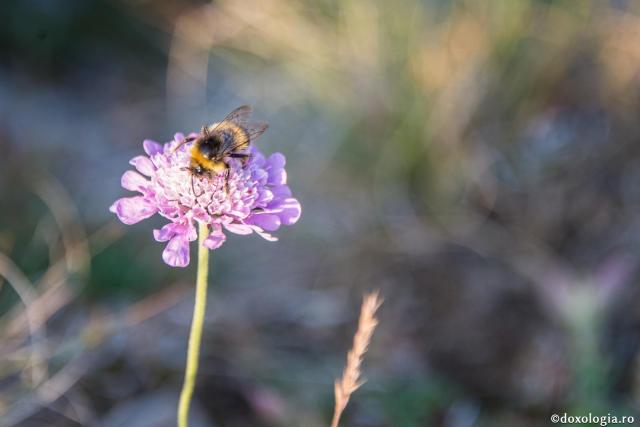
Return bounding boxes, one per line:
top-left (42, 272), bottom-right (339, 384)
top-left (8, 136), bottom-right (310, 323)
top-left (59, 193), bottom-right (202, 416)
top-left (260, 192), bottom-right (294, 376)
top-left (178, 222), bottom-right (210, 427)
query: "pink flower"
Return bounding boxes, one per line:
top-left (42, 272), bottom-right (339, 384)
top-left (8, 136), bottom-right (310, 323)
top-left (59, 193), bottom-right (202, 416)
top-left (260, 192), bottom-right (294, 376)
top-left (110, 134), bottom-right (301, 267)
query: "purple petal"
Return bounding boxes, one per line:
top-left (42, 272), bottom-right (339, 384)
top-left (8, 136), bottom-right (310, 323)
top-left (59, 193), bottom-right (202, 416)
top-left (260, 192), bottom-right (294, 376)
top-left (252, 169), bottom-right (269, 184)
top-left (157, 203), bottom-right (180, 219)
top-left (203, 228), bottom-right (226, 250)
top-left (267, 153), bottom-right (287, 185)
top-left (154, 222), bottom-right (179, 242)
top-left (271, 185), bottom-right (292, 200)
top-left (262, 197), bottom-right (301, 224)
top-left (250, 226), bottom-right (278, 242)
top-left (162, 234), bottom-right (190, 267)
top-left (129, 156), bottom-right (156, 177)
top-left (224, 223), bottom-right (254, 235)
top-left (251, 150), bottom-right (266, 167)
top-left (267, 153), bottom-right (286, 169)
top-left (121, 170), bottom-right (149, 193)
top-left (233, 207), bottom-right (253, 218)
top-left (256, 189), bottom-right (274, 205)
top-left (155, 221), bottom-right (197, 242)
top-left (268, 168), bottom-right (286, 186)
top-left (110, 196), bottom-right (157, 225)
top-left (277, 198), bottom-right (301, 225)
top-left (143, 139), bottom-right (163, 156)
top-left (249, 213), bottom-right (281, 231)
top-left (185, 222), bottom-right (198, 241)
top-left (192, 207), bottom-right (212, 223)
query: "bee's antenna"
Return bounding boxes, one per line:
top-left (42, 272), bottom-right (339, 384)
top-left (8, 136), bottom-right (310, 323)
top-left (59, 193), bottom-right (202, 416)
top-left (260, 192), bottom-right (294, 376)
top-left (171, 135), bottom-right (197, 154)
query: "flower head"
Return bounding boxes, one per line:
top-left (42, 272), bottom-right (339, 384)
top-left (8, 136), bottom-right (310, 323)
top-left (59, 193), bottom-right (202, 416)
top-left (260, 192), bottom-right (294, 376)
top-left (110, 133), bottom-right (301, 267)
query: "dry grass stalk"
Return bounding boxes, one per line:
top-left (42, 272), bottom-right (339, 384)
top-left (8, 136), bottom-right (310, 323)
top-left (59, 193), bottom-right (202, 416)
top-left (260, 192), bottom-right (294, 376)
top-left (331, 291), bottom-right (382, 427)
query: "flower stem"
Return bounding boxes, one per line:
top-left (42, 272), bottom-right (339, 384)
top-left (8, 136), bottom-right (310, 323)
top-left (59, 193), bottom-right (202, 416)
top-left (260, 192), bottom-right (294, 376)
top-left (178, 222), bottom-right (210, 427)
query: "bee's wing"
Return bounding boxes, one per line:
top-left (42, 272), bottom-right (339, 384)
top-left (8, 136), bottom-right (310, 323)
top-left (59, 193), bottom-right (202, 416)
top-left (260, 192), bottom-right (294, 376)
top-left (221, 122), bottom-right (268, 154)
top-left (245, 122), bottom-right (268, 142)
top-left (210, 106), bottom-right (269, 154)
top-left (209, 105), bottom-right (253, 133)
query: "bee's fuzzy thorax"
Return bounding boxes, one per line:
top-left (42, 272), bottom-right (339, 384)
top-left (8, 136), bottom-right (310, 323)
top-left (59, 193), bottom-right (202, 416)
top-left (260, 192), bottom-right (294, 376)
top-left (188, 119), bottom-right (251, 176)
top-left (189, 145), bottom-right (226, 173)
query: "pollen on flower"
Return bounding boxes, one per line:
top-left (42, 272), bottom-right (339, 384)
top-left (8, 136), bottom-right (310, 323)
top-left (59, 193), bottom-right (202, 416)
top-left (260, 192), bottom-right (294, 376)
top-left (110, 133), bottom-right (301, 267)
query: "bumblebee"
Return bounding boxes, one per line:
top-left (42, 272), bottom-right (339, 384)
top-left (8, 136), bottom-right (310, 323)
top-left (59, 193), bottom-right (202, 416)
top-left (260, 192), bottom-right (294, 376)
top-left (174, 105), bottom-right (268, 192)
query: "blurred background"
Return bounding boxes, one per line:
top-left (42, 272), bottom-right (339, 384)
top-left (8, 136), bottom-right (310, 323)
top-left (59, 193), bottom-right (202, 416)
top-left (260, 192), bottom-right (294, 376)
top-left (2, 0), bottom-right (640, 426)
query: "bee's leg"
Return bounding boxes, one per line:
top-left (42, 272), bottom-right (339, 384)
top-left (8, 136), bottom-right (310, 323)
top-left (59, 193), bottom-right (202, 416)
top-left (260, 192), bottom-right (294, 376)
top-left (191, 174), bottom-right (204, 198)
top-left (191, 175), bottom-right (197, 198)
top-left (223, 165), bottom-right (231, 194)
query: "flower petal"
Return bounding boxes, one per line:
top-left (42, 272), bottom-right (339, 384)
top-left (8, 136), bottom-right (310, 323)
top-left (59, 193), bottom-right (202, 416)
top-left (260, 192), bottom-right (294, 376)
top-left (162, 234), bottom-right (190, 267)
top-left (251, 150), bottom-right (266, 167)
top-left (154, 222), bottom-right (179, 242)
top-left (252, 169), bottom-right (269, 185)
top-left (256, 189), bottom-right (274, 205)
top-left (267, 153), bottom-right (287, 185)
top-left (110, 196), bottom-right (157, 225)
top-left (192, 207), bottom-right (212, 224)
top-left (268, 152), bottom-right (286, 169)
top-left (277, 198), bottom-right (301, 225)
top-left (185, 222), bottom-right (198, 241)
top-left (271, 185), bottom-right (292, 199)
top-left (129, 156), bottom-right (156, 177)
top-left (262, 197), bottom-right (302, 224)
top-left (249, 213), bottom-right (281, 231)
top-left (121, 170), bottom-right (149, 193)
top-left (267, 167), bottom-right (287, 186)
top-left (250, 226), bottom-right (278, 242)
top-left (203, 228), bottom-right (226, 250)
top-left (143, 139), bottom-right (163, 156)
top-left (224, 222), bottom-right (254, 235)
